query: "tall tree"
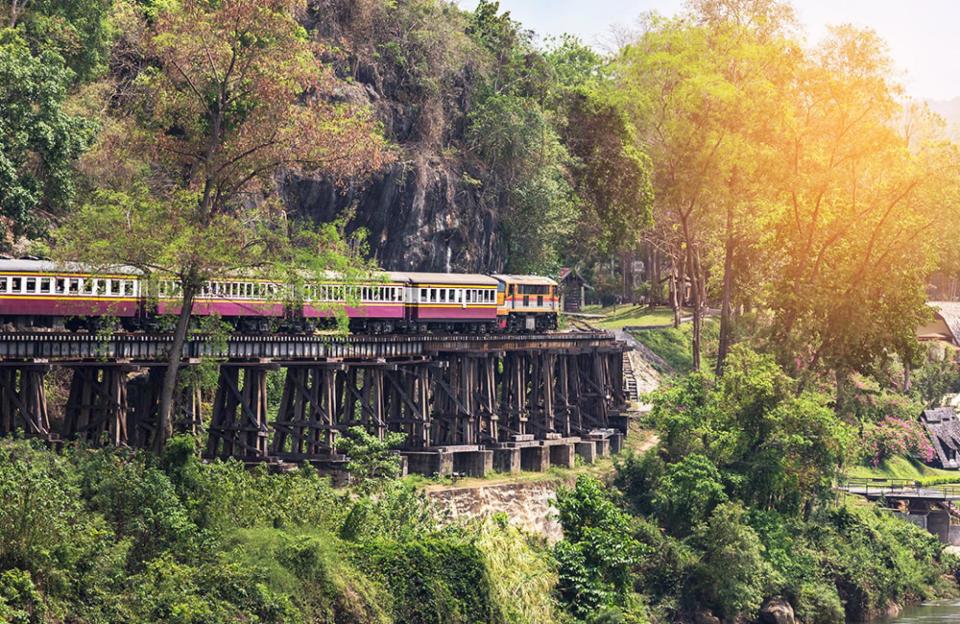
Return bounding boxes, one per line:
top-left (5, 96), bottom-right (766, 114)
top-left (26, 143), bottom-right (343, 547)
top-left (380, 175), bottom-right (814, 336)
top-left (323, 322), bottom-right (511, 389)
top-left (614, 13), bottom-right (745, 370)
top-left (55, 0), bottom-right (390, 449)
top-left (766, 26), bottom-right (942, 385)
top-left (0, 31), bottom-right (95, 247)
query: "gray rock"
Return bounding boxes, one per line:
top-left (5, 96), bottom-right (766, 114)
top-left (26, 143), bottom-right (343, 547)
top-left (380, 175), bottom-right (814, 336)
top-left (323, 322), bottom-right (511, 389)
top-left (694, 609), bottom-right (721, 624)
top-left (760, 597), bottom-right (795, 624)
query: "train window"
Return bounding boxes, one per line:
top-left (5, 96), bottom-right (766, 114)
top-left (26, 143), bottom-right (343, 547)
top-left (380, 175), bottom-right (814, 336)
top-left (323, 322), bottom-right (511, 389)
top-left (465, 290), bottom-right (472, 303)
top-left (68, 279), bottom-right (79, 295)
top-left (12, 277), bottom-right (22, 293)
top-left (124, 281), bottom-right (134, 296)
top-left (0, 277), bottom-right (6, 294)
top-left (537, 295), bottom-right (544, 307)
top-left (54, 278), bottom-right (65, 294)
top-left (449, 289), bottom-right (456, 302)
top-left (109, 279), bottom-right (120, 295)
top-left (39, 278), bottom-right (51, 294)
top-left (420, 288), bottom-right (427, 302)
top-left (439, 288), bottom-right (446, 303)
top-left (25, 278), bottom-right (36, 294)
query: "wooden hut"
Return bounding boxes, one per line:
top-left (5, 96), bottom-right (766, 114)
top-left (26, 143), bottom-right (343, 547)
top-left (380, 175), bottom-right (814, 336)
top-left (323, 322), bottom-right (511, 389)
top-left (559, 268), bottom-right (591, 313)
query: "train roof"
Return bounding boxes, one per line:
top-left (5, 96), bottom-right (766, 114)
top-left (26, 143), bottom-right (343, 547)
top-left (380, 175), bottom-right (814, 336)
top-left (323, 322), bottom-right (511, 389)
top-left (386, 272), bottom-right (499, 286)
top-left (0, 259), bottom-right (142, 275)
top-left (492, 274), bottom-right (558, 286)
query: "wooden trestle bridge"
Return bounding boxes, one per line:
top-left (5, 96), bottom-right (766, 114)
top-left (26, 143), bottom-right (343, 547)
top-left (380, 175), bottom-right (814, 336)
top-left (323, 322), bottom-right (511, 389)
top-left (0, 331), bottom-right (630, 476)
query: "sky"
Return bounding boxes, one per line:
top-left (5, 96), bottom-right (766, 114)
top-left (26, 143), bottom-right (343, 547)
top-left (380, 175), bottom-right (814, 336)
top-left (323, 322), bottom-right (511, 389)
top-left (453, 0), bottom-right (960, 102)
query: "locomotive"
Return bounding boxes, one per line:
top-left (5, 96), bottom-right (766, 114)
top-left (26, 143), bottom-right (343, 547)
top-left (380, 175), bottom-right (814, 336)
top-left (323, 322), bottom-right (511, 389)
top-left (0, 259), bottom-right (560, 334)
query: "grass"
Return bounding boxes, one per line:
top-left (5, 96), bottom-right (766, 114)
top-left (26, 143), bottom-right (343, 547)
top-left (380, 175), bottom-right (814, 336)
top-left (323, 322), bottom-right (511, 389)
top-left (630, 319), bottom-right (720, 375)
top-left (594, 305), bottom-right (678, 330)
top-left (847, 455), bottom-right (960, 484)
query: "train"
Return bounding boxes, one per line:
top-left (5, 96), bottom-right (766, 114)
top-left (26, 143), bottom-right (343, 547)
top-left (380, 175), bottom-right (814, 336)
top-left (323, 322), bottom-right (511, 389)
top-left (0, 259), bottom-right (560, 334)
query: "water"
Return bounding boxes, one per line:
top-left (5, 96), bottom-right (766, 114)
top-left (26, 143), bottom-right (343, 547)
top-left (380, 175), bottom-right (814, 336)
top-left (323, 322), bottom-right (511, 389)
top-left (885, 600), bottom-right (960, 622)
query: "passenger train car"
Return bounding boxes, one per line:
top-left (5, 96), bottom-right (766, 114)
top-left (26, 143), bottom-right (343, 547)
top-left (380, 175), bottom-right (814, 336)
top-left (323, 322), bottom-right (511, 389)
top-left (0, 259), bottom-right (559, 334)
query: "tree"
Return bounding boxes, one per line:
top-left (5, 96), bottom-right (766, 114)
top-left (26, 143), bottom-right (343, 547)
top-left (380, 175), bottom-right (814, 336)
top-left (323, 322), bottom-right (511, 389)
top-left (55, 0), bottom-right (390, 449)
top-left (691, 502), bottom-right (771, 620)
top-left (766, 26), bottom-right (944, 385)
top-left (613, 0), bottom-right (796, 372)
top-left (2, 0), bottom-right (113, 82)
top-left (0, 31), bottom-right (95, 246)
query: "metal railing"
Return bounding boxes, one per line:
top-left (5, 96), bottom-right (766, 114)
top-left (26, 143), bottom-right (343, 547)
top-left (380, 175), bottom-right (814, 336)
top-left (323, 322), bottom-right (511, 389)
top-left (839, 476), bottom-right (960, 500)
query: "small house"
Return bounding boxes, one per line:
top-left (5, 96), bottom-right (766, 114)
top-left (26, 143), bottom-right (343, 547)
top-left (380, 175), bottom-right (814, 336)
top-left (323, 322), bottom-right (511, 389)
top-left (559, 268), bottom-right (591, 313)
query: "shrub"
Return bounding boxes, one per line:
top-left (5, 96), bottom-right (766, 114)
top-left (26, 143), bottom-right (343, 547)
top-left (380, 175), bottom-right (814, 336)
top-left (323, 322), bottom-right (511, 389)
top-left (357, 535), bottom-right (497, 624)
top-left (861, 417), bottom-right (935, 467)
top-left (652, 453), bottom-right (727, 536)
top-left (554, 476), bottom-right (649, 617)
top-left (690, 502), bottom-right (770, 621)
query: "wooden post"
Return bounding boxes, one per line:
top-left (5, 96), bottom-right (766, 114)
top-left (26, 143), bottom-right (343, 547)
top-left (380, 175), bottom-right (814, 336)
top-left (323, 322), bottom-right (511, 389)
top-left (62, 365), bottom-right (129, 446)
top-left (0, 365), bottom-right (50, 438)
top-left (206, 365), bottom-right (269, 460)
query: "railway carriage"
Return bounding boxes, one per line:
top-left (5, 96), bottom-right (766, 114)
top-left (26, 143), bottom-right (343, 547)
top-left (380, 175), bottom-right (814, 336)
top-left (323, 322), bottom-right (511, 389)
top-left (0, 259), bottom-right (558, 334)
top-left (398, 272), bottom-right (499, 333)
top-left (0, 260), bottom-right (142, 330)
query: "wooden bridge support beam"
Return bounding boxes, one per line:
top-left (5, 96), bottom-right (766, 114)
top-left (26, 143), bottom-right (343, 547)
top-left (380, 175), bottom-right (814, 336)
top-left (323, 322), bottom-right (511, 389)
top-left (0, 364), bottom-right (50, 438)
top-left (384, 363), bottom-right (431, 449)
top-left (498, 352), bottom-right (529, 440)
top-left (127, 367), bottom-right (203, 449)
top-left (63, 365), bottom-right (131, 446)
top-left (527, 351), bottom-right (556, 438)
top-left (206, 365), bottom-right (269, 460)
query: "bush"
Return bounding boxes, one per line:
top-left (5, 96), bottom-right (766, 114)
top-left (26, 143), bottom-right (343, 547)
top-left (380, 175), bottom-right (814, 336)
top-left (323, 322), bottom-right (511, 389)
top-left (357, 535), bottom-right (497, 624)
top-left (652, 453), bottom-right (727, 536)
top-left (861, 417), bottom-right (935, 467)
top-left (690, 502), bottom-right (770, 620)
top-left (554, 476), bottom-right (649, 617)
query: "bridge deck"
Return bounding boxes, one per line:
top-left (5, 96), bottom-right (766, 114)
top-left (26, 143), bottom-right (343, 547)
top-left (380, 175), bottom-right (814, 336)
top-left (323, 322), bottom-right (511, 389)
top-left (0, 330), bottom-right (618, 362)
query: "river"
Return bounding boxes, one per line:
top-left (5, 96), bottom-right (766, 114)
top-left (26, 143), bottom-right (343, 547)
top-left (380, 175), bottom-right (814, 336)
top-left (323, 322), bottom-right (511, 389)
top-left (884, 600), bottom-right (960, 622)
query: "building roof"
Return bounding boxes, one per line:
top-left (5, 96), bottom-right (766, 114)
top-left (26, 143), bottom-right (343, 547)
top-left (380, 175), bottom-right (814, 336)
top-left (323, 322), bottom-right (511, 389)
top-left (491, 274), bottom-right (558, 286)
top-left (921, 407), bottom-right (960, 469)
top-left (557, 267), bottom-right (590, 287)
top-left (929, 302), bottom-right (960, 345)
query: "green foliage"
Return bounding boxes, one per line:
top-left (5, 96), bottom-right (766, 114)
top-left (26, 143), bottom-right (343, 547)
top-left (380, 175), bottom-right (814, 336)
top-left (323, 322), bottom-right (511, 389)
top-left (645, 347), bottom-right (851, 516)
top-left (5, 0), bottom-right (114, 81)
top-left (337, 425), bottom-right (407, 491)
top-left (652, 454), bottom-right (727, 536)
top-left (0, 31), bottom-right (95, 243)
top-left (358, 535), bottom-right (497, 624)
top-left (554, 476), bottom-right (649, 618)
top-left (912, 356), bottom-right (960, 405)
top-left (0, 569), bottom-right (45, 624)
top-left (690, 502), bottom-right (771, 620)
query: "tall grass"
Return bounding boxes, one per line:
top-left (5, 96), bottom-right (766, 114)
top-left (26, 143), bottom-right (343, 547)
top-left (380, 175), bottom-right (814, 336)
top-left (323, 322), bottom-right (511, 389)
top-left (475, 516), bottom-right (560, 624)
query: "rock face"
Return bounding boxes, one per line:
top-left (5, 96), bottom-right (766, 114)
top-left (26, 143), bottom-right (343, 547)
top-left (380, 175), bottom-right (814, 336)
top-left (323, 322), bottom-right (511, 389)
top-left (693, 609), bottom-right (721, 624)
top-left (283, 156), bottom-right (502, 272)
top-left (426, 480), bottom-right (565, 542)
top-left (760, 597), bottom-right (796, 624)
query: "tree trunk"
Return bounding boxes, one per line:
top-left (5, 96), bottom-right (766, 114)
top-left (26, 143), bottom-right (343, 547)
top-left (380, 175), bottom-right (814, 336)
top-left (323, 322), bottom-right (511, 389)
top-left (670, 261), bottom-right (681, 328)
top-left (716, 204), bottom-right (736, 377)
top-left (155, 284), bottom-right (196, 451)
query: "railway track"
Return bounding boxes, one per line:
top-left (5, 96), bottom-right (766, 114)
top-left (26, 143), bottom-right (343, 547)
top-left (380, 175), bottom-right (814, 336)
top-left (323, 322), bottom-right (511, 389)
top-left (0, 329), bottom-right (619, 361)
